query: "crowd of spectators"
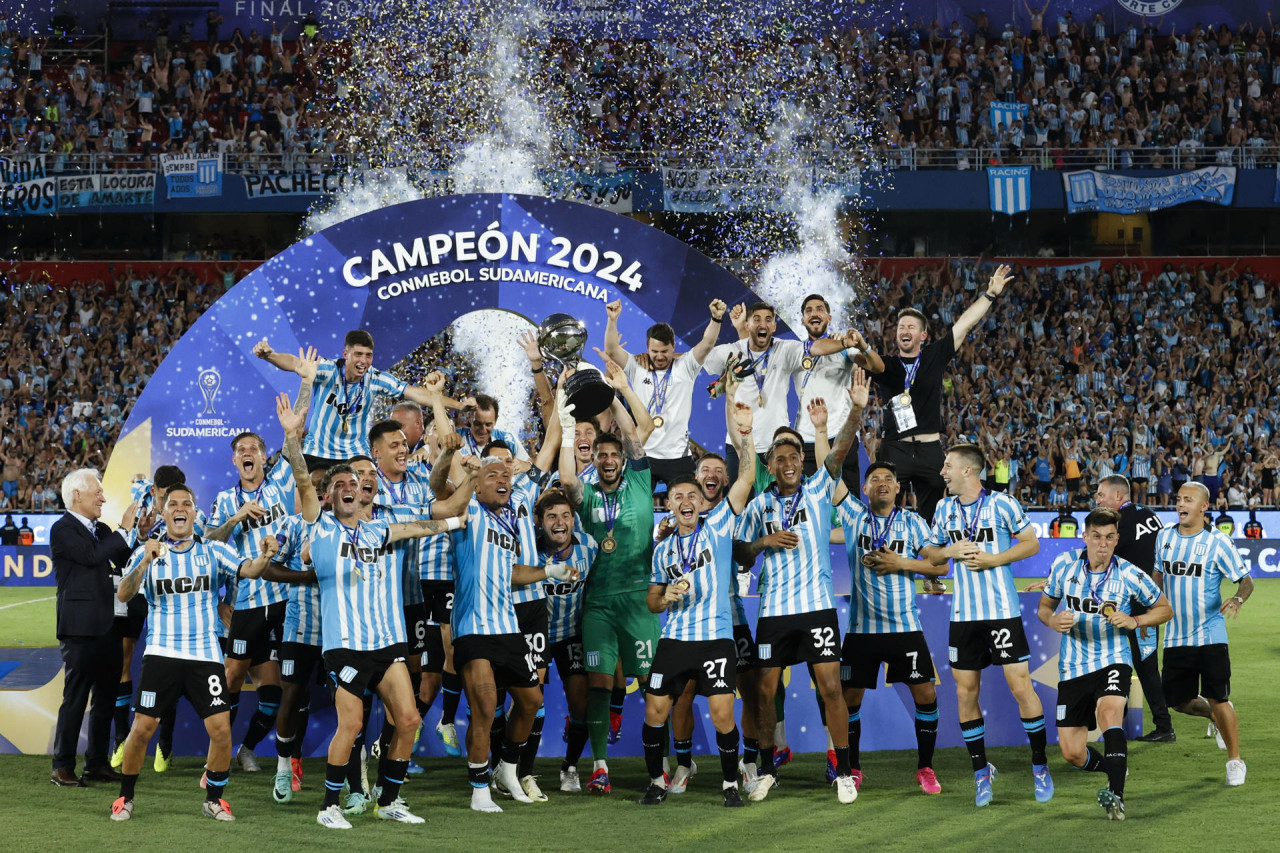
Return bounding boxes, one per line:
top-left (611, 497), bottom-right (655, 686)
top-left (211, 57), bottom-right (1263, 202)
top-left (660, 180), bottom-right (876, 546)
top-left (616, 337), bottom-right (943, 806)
top-left (5, 9), bottom-right (1280, 173)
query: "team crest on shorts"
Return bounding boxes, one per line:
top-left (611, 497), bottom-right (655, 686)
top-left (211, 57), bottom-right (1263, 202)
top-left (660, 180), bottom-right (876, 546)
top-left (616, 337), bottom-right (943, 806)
top-left (140, 691), bottom-right (156, 708)
top-left (339, 666), bottom-right (358, 683)
top-left (232, 639), bottom-right (247, 655)
top-left (282, 660), bottom-right (295, 677)
top-left (840, 666), bottom-right (851, 681)
top-left (650, 674), bottom-right (664, 689)
top-left (758, 643), bottom-right (772, 660)
top-left (586, 651), bottom-right (600, 667)
top-left (1056, 704), bottom-right (1066, 721)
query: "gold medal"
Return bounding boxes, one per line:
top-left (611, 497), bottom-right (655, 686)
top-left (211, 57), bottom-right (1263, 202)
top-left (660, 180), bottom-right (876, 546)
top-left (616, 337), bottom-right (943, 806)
top-left (900, 391), bottom-right (911, 406)
top-left (673, 577), bottom-right (691, 593)
top-left (1101, 603), bottom-right (1116, 617)
top-left (757, 393), bottom-right (766, 407)
top-left (801, 356), bottom-right (815, 370)
top-left (601, 534), bottom-right (617, 554)
top-left (652, 415), bottom-right (665, 429)
top-left (341, 419), bottom-right (349, 434)
top-left (155, 542), bottom-right (169, 559)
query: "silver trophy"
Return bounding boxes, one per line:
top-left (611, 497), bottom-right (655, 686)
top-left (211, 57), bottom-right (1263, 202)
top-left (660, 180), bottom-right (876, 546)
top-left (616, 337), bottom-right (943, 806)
top-left (537, 313), bottom-right (616, 420)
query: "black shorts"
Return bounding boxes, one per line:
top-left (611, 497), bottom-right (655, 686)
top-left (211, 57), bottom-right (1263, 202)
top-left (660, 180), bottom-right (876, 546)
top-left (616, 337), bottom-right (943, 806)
top-left (227, 601), bottom-right (286, 665)
top-left (1034, 481), bottom-right (1051, 497)
top-left (648, 455), bottom-right (696, 491)
top-left (280, 641), bottom-right (324, 686)
top-left (454, 633), bottom-right (539, 689)
top-left (551, 636), bottom-right (586, 682)
top-left (948, 618), bottom-right (1031, 671)
top-left (648, 638), bottom-right (738, 698)
top-left (732, 623), bottom-right (757, 672)
top-left (1056, 664), bottom-right (1132, 729)
top-left (135, 655), bottom-right (230, 720)
top-left (515, 599), bottom-right (549, 671)
top-left (114, 596), bottom-right (148, 640)
top-left (323, 644), bottom-right (407, 698)
top-left (1066, 477), bottom-right (1081, 492)
top-left (420, 624), bottom-right (446, 674)
top-left (841, 631), bottom-right (936, 688)
top-left (755, 609), bottom-right (841, 668)
top-left (404, 601), bottom-right (429, 655)
top-left (420, 580), bottom-right (455, 625)
top-left (1162, 644), bottom-right (1232, 705)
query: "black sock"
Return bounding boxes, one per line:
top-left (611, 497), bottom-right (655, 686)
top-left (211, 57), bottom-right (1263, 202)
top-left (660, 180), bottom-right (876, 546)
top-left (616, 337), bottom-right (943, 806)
top-left (467, 761), bottom-right (490, 789)
top-left (500, 739), bottom-right (525, 769)
top-left (416, 696), bottom-right (431, 719)
top-left (641, 723), bottom-right (665, 782)
top-left (158, 710), bottom-right (176, 755)
top-left (519, 706), bottom-right (545, 778)
top-left (835, 745), bottom-right (851, 776)
top-left (674, 737), bottom-right (693, 769)
top-left (610, 685), bottom-right (626, 716)
top-left (276, 733), bottom-right (294, 758)
top-left (489, 705), bottom-right (507, 770)
top-left (120, 772), bottom-right (138, 801)
top-left (716, 727), bottom-right (739, 786)
top-left (1022, 715), bottom-right (1048, 766)
top-left (563, 718), bottom-right (588, 769)
top-left (114, 681), bottom-right (132, 745)
top-left (242, 685), bottom-right (282, 750)
top-left (346, 738), bottom-right (365, 793)
top-left (376, 757), bottom-right (409, 806)
top-left (441, 670), bottom-right (461, 724)
top-left (293, 700), bottom-right (311, 757)
top-left (760, 744), bottom-right (776, 777)
top-left (961, 718), bottom-right (988, 772)
top-left (742, 736), bottom-right (759, 765)
top-left (323, 763), bottom-right (346, 808)
top-left (228, 691), bottom-right (241, 726)
top-left (378, 722), bottom-right (395, 758)
top-left (847, 706), bottom-right (862, 770)
top-left (1103, 726), bottom-right (1127, 798)
top-left (1078, 746), bottom-right (1105, 772)
top-left (204, 768), bottom-right (229, 803)
top-left (914, 701), bottom-right (939, 769)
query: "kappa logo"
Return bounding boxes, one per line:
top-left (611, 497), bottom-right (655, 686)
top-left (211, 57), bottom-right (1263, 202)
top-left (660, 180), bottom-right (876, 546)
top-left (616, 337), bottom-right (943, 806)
top-left (140, 691), bottom-right (156, 708)
top-left (210, 697), bottom-right (225, 707)
top-left (909, 671), bottom-right (923, 680)
top-left (712, 679), bottom-right (728, 689)
top-left (758, 643), bottom-right (772, 660)
top-left (650, 673), bottom-right (664, 689)
top-left (999, 649), bottom-right (1010, 659)
top-left (820, 648), bottom-right (836, 657)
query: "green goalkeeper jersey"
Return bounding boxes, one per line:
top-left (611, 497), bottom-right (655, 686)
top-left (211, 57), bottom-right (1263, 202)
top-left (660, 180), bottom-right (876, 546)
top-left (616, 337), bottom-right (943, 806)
top-left (577, 459), bottom-right (654, 601)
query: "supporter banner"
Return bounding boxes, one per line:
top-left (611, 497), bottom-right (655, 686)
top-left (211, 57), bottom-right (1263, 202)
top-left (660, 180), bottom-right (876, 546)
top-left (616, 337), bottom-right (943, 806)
top-left (162, 152), bottom-right (224, 198)
top-left (1062, 166), bottom-right (1236, 214)
top-left (242, 170), bottom-right (348, 199)
top-left (556, 171), bottom-right (637, 214)
top-left (0, 546), bottom-right (54, 585)
top-left (661, 163), bottom-right (858, 213)
top-left (55, 173), bottom-right (157, 210)
top-left (989, 101), bottom-right (1028, 133)
top-left (0, 155), bottom-right (56, 215)
top-left (988, 166), bottom-right (1032, 215)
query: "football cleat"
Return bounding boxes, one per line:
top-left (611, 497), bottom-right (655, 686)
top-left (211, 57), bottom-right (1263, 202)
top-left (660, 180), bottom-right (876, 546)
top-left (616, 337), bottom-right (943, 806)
top-left (1098, 788), bottom-right (1125, 821)
top-left (317, 804), bottom-right (353, 829)
top-left (560, 767), bottom-right (581, 792)
top-left (586, 767), bottom-right (612, 795)
top-left (202, 798), bottom-right (235, 821)
top-left (739, 760), bottom-right (759, 795)
top-left (722, 785), bottom-right (745, 808)
top-left (850, 768), bottom-right (864, 791)
top-left (608, 711), bottom-right (623, 745)
top-left (471, 785), bottom-right (503, 813)
top-left (272, 769), bottom-right (294, 803)
top-left (343, 791), bottom-right (369, 815)
top-left (153, 744), bottom-right (171, 773)
top-left (974, 763), bottom-right (997, 807)
top-left (494, 760), bottom-right (532, 803)
top-left (774, 747), bottom-right (793, 769)
top-left (520, 775), bottom-right (549, 802)
top-left (916, 767), bottom-right (941, 794)
top-left (825, 750), bottom-right (838, 783)
top-left (109, 742), bottom-right (126, 770)
top-left (291, 757), bottom-right (303, 792)
top-left (236, 745), bottom-right (260, 773)
top-left (1226, 759), bottom-right (1246, 787)
top-left (375, 798), bottom-right (425, 823)
top-left (638, 783), bottom-right (668, 806)
top-left (1135, 729), bottom-right (1176, 743)
top-left (407, 760), bottom-right (424, 776)
top-left (668, 760), bottom-right (697, 794)
top-left (436, 722), bottom-right (462, 757)
top-left (1033, 764), bottom-right (1054, 803)
top-left (109, 797), bottom-right (133, 822)
top-left (747, 773), bottom-right (775, 803)
top-left (835, 774), bottom-right (858, 804)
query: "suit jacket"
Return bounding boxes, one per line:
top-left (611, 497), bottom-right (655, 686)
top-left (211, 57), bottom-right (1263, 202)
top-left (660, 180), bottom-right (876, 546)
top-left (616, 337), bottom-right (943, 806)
top-left (51, 513), bottom-right (133, 641)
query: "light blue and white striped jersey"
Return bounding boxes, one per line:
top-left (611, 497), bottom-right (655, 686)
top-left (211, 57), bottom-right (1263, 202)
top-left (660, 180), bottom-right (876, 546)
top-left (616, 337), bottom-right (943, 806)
top-left (539, 534), bottom-right (597, 644)
top-left (1044, 550), bottom-right (1162, 680)
top-left (125, 511), bottom-right (208, 550)
top-left (838, 501), bottom-right (932, 634)
top-left (278, 514), bottom-right (322, 647)
top-left (549, 464), bottom-right (598, 491)
top-left (456, 426), bottom-right (530, 461)
top-left (1155, 526), bottom-right (1249, 648)
top-left (307, 514), bottom-right (404, 652)
top-left (371, 502), bottom-right (426, 606)
top-left (928, 490), bottom-right (1033, 622)
top-left (510, 470), bottom-right (549, 606)
top-left (373, 470), bottom-right (435, 606)
top-left (208, 461), bottom-right (295, 610)
top-left (651, 499), bottom-right (738, 642)
top-left (302, 359), bottom-right (407, 459)
top-left (738, 467), bottom-right (840, 618)
top-left (123, 537), bottom-right (245, 663)
top-left (450, 491), bottom-right (535, 639)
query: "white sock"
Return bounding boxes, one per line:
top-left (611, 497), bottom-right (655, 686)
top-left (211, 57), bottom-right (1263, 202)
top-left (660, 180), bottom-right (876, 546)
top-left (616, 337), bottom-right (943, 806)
top-left (825, 727), bottom-right (834, 751)
top-left (652, 776), bottom-right (667, 788)
top-left (593, 759), bottom-right (607, 772)
top-left (775, 721), bottom-right (787, 749)
top-left (723, 780), bottom-right (737, 790)
top-left (277, 755), bottom-right (291, 773)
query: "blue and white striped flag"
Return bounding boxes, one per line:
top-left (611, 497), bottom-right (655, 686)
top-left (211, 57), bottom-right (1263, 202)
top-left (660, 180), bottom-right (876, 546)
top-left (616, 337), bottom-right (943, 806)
top-left (987, 166), bottom-right (1032, 215)
top-left (989, 101), bottom-right (1028, 132)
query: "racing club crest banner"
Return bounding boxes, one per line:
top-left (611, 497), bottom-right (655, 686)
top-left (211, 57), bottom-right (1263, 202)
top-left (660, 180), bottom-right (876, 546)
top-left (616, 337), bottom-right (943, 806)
top-left (1062, 166), bottom-right (1236, 214)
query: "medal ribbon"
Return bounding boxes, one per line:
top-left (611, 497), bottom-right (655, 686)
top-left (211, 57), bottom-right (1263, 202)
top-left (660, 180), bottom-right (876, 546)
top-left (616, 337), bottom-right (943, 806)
top-left (674, 515), bottom-right (704, 577)
top-left (959, 489), bottom-right (987, 541)
top-left (378, 469), bottom-right (407, 505)
top-left (235, 479), bottom-right (265, 507)
top-left (744, 341), bottom-right (774, 388)
top-left (342, 519), bottom-right (367, 579)
top-left (601, 476), bottom-right (627, 535)
top-left (899, 355), bottom-right (921, 395)
top-left (1081, 551), bottom-right (1117, 606)
top-left (776, 486), bottom-right (804, 531)
top-left (338, 359), bottom-right (367, 422)
top-left (798, 335), bottom-right (827, 394)
top-left (484, 504), bottom-right (522, 557)
top-left (647, 367), bottom-right (672, 419)
top-left (869, 507), bottom-right (898, 552)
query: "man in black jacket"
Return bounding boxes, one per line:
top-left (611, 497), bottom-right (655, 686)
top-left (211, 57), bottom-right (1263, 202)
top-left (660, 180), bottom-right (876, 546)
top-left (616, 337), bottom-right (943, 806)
top-left (50, 468), bottom-right (144, 786)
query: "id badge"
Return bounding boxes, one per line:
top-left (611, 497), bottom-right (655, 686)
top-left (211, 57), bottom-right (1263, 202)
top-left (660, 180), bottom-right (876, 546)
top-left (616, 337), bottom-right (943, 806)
top-left (114, 593), bottom-right (128, 618)
top-left (891, 393), bottom-right (917, 432)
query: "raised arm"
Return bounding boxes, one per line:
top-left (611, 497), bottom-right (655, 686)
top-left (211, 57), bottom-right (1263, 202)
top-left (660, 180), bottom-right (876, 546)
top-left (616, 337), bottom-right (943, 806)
top-left (809, 329), bottom-right (884, 374)
top-left (725, 378), bottom-right (756, 513)
top-left (277, 391), bottom-right (319, 522)
top-left (387, 515), bottom-right (463, 544)
top-left (253, 338), bottom-right (301, 373)
top-left (519, 329), bottom-right (555, 415)
top-left (952, 263), bottom-right (1013, 348)
top-left (555, 379), bottom-right (584, 508)
top-left (430, 430), bottom-right (461, 497)
top-left (611, 389), bottom-right (646, 461)
top-left (596, 347), bottom-right (653, 445)
top-left (603, 299), bottom-right (630, 367)
top-left (826, 368), bottom-right (868, 479)
top-left (431, 458), bottom-right (478, 518)
top-left (292, 345), bottom-right (319, 415)
top-left (689, 299), bottom-right (727, 363)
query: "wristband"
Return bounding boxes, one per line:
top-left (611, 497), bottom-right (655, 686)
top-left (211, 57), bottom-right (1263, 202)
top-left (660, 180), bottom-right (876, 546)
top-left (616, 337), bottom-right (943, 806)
top-left (711, 315), bottom-right (724, 323)
top-left (445, 516), bottom-right (464, 532)
top-left (531, 366), bottom-right (544, 374)
top-left (736, 428), bottom-right (753, 435)
top-left (981, 291), bottom-right (997, 301)
top-left (1230, 596), bottom-right (1243, 607)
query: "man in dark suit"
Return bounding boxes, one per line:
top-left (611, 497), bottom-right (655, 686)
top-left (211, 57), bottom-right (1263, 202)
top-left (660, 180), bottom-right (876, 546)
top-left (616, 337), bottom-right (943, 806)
top-left (50, 468), bottom-right (143, 786)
